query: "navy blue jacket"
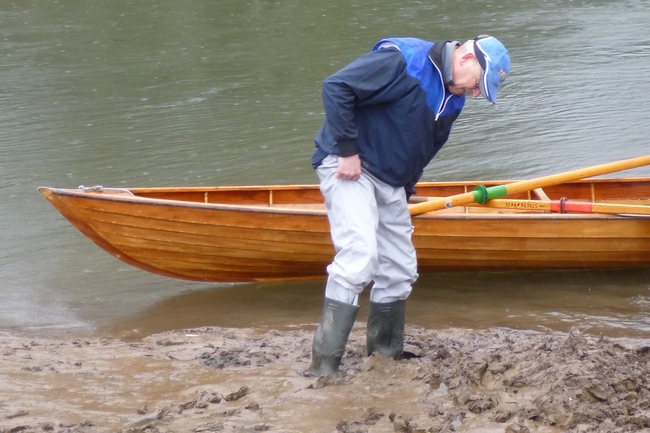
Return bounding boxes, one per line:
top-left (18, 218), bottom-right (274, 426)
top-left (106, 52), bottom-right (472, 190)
top-left (312, 38), bottom-right (465, 195)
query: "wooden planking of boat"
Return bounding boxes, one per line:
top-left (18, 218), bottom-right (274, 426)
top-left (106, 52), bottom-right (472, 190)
top-left (38, 177), bottom-right (650, 282)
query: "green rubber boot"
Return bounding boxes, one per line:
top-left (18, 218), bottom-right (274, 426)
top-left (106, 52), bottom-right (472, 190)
top-left (366, 299), bottom-right (406, 360)
top-left (305, 297), bottom-right (359, 377)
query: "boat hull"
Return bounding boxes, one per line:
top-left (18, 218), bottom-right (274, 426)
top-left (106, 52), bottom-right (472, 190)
top-left (38, 179), bottom-right (650, 282)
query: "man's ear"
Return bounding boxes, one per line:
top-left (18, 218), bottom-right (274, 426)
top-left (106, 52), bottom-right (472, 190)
top-left (460, 52), bottom-right (477, 65)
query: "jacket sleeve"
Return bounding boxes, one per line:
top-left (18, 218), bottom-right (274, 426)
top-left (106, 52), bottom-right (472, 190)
top-left (321, 48), bottom-right (409, 156)
top-left (404, 171), bottom-right (422, 200)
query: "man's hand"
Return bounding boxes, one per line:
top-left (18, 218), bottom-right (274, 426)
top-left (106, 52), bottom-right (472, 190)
top-left (335, 154), bottom-right (362, 181)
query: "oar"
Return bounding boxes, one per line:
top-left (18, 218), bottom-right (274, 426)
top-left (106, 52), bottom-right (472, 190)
top-left (409, 154), bottom-right (650, 216)
top-left (468, 198), bottom-right (650, 216)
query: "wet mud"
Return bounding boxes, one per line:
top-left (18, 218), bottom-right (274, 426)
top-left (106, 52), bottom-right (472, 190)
top-left (1, 326), bottom-right (649, 433)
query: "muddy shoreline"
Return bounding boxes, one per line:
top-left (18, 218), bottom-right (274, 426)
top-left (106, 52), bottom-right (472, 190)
top-left (1, 326), bottom-right (649, 433)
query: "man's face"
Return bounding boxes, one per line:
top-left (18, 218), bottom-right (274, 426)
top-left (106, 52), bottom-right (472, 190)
top-left (448, 54), bottom-right (483, 99)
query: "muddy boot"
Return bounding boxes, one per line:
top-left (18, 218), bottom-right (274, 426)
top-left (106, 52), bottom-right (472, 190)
top-left (304, 297), bottom-right (359, 377)
top-left (366, 299), bottom-right (406, 360)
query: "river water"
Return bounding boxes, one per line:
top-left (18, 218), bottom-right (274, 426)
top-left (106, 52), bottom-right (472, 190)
top-left (1, 0), bottom-right (650, 339)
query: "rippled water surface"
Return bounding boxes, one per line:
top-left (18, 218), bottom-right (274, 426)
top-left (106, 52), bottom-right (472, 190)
top-left (1, 0), bottom-right (649, 338)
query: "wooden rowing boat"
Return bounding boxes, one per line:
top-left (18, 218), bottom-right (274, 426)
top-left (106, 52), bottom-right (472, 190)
top-left (38, 177), bottom-right (650, 282)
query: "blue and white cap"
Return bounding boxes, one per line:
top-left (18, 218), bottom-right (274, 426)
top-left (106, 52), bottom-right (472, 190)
top-left (473, 35), bottom-right (511, 104)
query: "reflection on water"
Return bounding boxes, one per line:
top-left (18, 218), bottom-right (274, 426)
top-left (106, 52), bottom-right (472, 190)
top-left (103, 269), bottom-right (650, 341)
top-left (1, 0), bottom-right (650, 338)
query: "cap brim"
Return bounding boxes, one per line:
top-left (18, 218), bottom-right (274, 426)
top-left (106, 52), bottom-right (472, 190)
top-left (475, 41), bottom-right (496, 104)
top-left (474, 36), bottom-right (510, 104)
top-left (479, 70), bottom-right (495, 104)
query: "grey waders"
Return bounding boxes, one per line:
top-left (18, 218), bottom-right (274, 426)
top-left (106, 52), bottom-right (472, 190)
top-left (305, 297), bottom-right (359, 376)
top-left (366, 299), bottom-right (405, 360)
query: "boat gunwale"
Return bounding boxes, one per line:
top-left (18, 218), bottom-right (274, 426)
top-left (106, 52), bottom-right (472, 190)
top-left (38, 177), bottom-right (650, 221)
top-left (39, 186), bottom-right (328, 216)
top-left (67, 194), bottom-right (637, 224)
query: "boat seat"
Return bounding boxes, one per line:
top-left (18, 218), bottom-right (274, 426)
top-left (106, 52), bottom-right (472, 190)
top-left (532, 188), bottom-right (550, 201)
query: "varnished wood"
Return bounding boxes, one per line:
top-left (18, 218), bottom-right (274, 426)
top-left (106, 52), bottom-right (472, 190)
top-left (38, 177), bottom-right (650, 282)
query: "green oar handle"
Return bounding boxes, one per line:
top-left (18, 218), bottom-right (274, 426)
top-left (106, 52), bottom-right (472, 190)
top-left (473, 185), bottom-right (508, 204)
